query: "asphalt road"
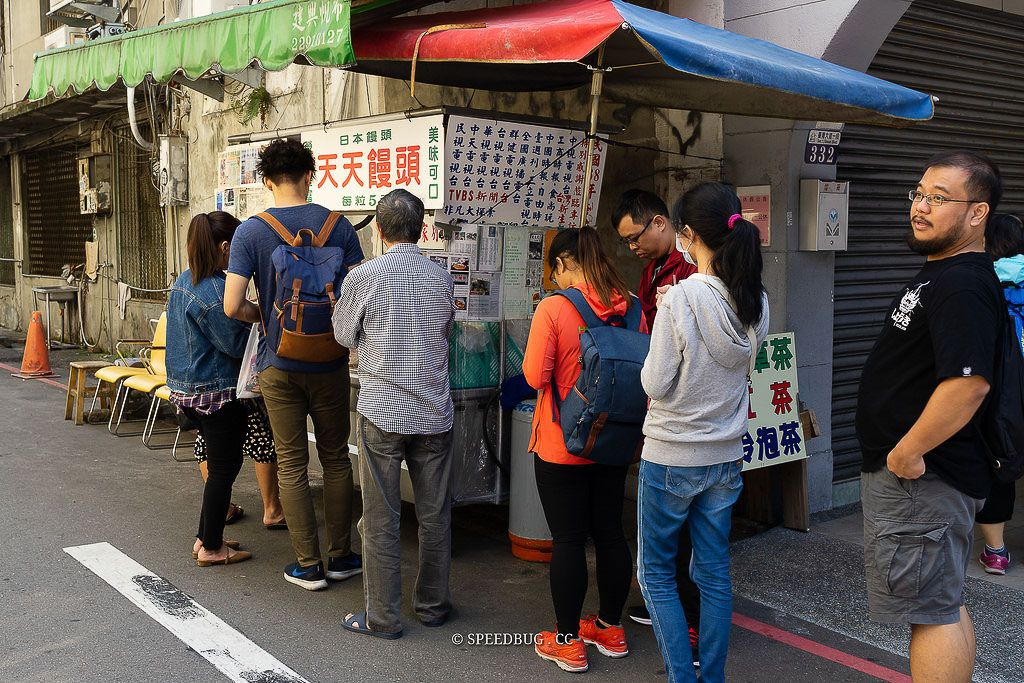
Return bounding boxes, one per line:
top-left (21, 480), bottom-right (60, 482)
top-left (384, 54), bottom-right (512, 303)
top-left (0, 357), bottom-right (916, 682)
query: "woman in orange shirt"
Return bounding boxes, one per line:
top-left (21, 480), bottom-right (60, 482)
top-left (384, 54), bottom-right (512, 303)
top-left (523, 226), bottom-right (641, 673)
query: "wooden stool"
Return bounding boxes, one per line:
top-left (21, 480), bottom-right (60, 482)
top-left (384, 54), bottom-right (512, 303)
top-left (65, 360), bottom-right (114, 425)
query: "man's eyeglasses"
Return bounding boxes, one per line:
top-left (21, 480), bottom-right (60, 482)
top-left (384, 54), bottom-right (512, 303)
top-left (908, 190), bottom-right (981, 207)
top-left (619, 216), bottom-right (656, 247)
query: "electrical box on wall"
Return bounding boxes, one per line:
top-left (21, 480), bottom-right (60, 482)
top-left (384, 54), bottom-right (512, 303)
top-left (159, 135), bottom-right (189, 207)
top-left (800, 179), bottom-right (849, 251)
top-left (78, 153), bottom-right (112, 215)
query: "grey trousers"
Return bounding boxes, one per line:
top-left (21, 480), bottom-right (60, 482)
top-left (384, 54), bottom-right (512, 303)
top-left (356, 414), bottom-right (454, 633)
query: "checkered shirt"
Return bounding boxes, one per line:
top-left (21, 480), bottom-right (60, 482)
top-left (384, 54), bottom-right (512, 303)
top-left (168, 388), bottom-right (236, 415)
top-left (333, 242), bottom-right (455, 435)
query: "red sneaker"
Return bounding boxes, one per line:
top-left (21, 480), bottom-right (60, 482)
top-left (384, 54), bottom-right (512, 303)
top-left (579, 615), bottom-right (629, 658)
top-left (535, 631), bottom-right (589, 672)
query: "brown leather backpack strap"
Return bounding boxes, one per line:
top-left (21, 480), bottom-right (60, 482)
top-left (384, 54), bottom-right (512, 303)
top-left (256, 211), bottom-right (295, 244)
top-left (315, 211), bottom-right (342, 246)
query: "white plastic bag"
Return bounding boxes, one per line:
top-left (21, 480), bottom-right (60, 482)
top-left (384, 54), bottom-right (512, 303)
top-left (236, 324), bottom-right (261, 398)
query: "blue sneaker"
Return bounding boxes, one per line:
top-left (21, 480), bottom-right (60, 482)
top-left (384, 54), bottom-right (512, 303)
top-left (283, 561), bottom-right (328, 591)
top-left (326, 553), bottom-right (363, 581)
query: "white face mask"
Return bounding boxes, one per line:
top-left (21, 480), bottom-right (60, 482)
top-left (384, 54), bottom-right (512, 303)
top-left (676, 233), bottom-right (696, 267)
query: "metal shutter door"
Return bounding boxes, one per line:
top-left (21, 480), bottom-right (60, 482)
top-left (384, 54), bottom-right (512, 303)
top-left (831, 0), bottom-right (1024, 481)
top-left (21, 144), bottom-right (93, 277)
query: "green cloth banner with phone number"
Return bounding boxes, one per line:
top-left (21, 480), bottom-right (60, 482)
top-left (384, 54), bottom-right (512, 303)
top-left (29, 0), bottom-right (357, 101)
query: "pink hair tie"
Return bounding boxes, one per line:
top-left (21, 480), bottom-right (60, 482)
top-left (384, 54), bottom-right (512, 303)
top-left (728, 213), bottom-right (742, 229)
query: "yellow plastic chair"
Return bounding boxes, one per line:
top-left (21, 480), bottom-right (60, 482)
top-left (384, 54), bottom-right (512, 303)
top-left (146, 385), bottom-right (196, 460)
top-left (105, 314), bottom-right (169, 437)
top-left (117, 315), bottom-right (174, 443)
top-left (90, 316), bottom-right (162, 433)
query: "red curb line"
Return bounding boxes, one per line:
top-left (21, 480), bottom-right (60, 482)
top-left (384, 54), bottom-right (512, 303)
top-left (732, 612), bottom-right (911, 683)
top-left (1, 361), bottom-right (67, 390)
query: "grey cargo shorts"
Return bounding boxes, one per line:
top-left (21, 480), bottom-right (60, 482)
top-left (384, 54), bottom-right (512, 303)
top-left (861, 467), bottom-right (985, 625)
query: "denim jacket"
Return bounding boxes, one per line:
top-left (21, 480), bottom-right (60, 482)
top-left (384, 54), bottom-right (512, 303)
top-left (166, 270), bottom-right (251, 394)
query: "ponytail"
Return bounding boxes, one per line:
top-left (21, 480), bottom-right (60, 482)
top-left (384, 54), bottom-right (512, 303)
top-left (547, 226), bottom-right (631, 311)
top-left (186, 211), bottom-right (241, 285)
top-left (985, 213), bottom-right (1024, 261)
top-left (673, 183), bottom-right (764, 328)
top-left (715, 217), bottom-right (764, 328)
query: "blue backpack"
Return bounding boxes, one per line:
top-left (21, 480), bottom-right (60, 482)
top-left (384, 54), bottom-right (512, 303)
top-left (255, 211), bottom-right (348, 364)
top-left (551, 288), bottom-right (650, 465)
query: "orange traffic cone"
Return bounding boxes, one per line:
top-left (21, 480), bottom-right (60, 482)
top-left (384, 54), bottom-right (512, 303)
top-left (12, 311), bottom-right (55, 379)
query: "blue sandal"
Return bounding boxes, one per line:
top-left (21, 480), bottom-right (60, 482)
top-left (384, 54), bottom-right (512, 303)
top-left (342, 612), bottom-right (402, 640)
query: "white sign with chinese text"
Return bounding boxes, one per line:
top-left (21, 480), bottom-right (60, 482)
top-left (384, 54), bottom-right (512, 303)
top-left (302, 114), bottom-right (444, 212)
top-left (442, 115), bottom-right (607, 228)
top-left (742, 332), bottom-right (807, 471)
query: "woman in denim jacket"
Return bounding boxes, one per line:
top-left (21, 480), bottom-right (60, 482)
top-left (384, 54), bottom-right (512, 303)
top-left (167, 211), bottom-right (254, 566)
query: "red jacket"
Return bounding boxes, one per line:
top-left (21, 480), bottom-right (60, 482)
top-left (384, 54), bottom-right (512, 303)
top-left (638, 248), bottom-right (696, 332)
top-left (522, 283), bottom-right (642, 464)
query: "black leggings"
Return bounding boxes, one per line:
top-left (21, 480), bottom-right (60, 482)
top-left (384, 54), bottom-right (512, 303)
top-left (186, 401), bottom-right (247, 551)
top-left (534, 456), bottom-right (632, 637)
top-left (977, 479), bottom-right (1016, 525)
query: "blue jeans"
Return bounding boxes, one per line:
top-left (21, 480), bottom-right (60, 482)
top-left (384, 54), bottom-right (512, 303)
top-left (637, 460), bottom-right (743, 683)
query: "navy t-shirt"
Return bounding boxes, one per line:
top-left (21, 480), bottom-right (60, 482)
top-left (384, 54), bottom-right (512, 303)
top-left (227, 203), bottom-right (364, 374)
top-left (856, 252), bottom-right (1000, 498)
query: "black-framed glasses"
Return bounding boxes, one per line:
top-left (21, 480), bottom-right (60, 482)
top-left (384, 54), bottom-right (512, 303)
top-left (619, 216), bottom-right (656, 246)
top-left (908, 190), bottom-right (981, 207)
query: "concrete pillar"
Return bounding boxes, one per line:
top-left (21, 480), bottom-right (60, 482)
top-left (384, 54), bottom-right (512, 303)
top-left (722, 0), bottom-right (911, 511)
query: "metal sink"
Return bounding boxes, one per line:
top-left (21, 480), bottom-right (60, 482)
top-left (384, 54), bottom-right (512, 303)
top-left (32, 285), bottom-right (79, 302)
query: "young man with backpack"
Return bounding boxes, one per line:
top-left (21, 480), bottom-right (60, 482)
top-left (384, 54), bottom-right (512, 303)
top-left (975, 212), bottom-right (1024, 575)
top-left (224, 139), bottom-right (365, 590)
top-left (856, 151), bottom-right (1003, 682)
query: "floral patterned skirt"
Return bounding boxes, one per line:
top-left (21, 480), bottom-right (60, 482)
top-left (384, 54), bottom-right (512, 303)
top-left (193, 399), bottom-right (276, 464)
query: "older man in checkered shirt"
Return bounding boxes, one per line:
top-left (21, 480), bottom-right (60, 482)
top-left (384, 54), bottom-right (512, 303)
top-left (333, 188), bottom-right (456, 640)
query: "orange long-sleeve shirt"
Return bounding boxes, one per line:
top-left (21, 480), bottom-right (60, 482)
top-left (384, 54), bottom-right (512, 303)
top-left (522, 283), bottom-right (641, 465)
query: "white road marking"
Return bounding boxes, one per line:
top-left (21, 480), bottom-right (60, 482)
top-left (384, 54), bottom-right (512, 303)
top-left (64, 542), bottom-right (308, 683)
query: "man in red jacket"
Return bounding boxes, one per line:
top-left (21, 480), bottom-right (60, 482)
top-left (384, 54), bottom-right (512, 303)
top-left (614, 190), bottom-right (696, 331)
top-left (613, 189), bottom-right (700, 665)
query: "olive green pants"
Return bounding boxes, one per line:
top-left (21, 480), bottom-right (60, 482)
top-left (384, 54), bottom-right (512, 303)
top-left (259, 365), bottom-right (354, 567)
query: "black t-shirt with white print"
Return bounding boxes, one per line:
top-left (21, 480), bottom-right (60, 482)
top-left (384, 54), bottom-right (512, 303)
top-left (856, 251), bottom-right (1001, 499)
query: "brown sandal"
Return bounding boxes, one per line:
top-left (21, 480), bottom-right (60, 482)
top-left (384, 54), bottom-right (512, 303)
top-left (224, 504), bottom-right (245, 525)
top-left (192, 540), bottom-right (240, 559)
top-left (197, 548), bottom-right (252, 566)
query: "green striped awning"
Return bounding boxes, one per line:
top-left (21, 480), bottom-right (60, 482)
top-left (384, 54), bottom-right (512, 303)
top-left (29, 0), bottom-right (356, 101)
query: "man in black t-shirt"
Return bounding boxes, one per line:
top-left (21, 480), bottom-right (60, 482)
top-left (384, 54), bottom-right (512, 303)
top-left (856, 150), bottom-right (1002, 682)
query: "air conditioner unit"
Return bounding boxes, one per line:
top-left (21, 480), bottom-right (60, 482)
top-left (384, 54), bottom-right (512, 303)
top-left (87, 21), bottom-right (127, 40)
top-left (43, 25), bottom-right (87, 50)
top-left (48, 0), bottom-right (120, 25)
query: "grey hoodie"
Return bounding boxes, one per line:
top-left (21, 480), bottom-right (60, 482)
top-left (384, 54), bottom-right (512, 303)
top-left (640, 274), bottom-right (770, 467)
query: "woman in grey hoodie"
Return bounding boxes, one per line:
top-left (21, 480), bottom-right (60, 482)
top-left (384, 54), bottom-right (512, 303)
top-left (637, 183), bottom-right (769, 683)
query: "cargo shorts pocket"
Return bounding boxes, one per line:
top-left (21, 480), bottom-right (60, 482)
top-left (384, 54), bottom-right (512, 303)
top-left (874, 521), bottom-right (948, 600)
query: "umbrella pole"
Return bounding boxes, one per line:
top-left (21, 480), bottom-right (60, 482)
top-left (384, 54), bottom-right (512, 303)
top-left (580, 46), bottom-right (605, 229)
